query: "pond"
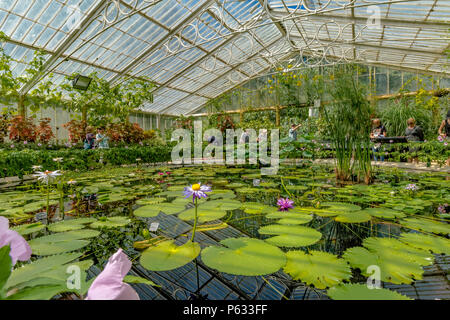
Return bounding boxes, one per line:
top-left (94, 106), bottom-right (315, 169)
top-left (1, 164), bottom-right (449, 300)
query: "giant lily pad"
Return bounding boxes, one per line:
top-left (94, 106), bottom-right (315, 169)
top-left (178, 208), bottom-right (227, 223)
top-left (89, 216), bottom-right (131, 229)
top-left (201, 238), bottom-right (286, 276)
top-left (399, 218), bottom-right (450, 235)
top-left (47, 218), bottom-right (96, 233)
top-left (140, 240), bottom-right (200, 271)
top-left (343, 237), bottom-right (434, 284)
top-left (399, 233), bottom-right (450, 255)
top-left (200, 199), bottom-right (242, 211)
top-left (362, 208), bottom-right (406, 220)
top-left (134, 202), bottom-right (186, 217)
top-left (241, 202), bottom-right (271, 214)
top-left (11, 223), bottom-right (45, 236)
top-left (258, 224), bottom-right (322, 247)
top-left (28, 230), bottom-right (99, 256)
top-left (135, 197), bottom-right (166, 205)
top-left (266, 211), bottom-right (313, 225)
top-left (284, 250), bottom-right (352, 289)
top-left (327, 284), bottom-right (412, 300)
top-left (334, 211), bottom-right (372, 223)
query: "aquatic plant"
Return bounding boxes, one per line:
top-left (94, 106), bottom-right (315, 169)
top-left (0, 217), bottom-right (31, 265)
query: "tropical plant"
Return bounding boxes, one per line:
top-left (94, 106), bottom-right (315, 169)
top-left (35, 118), bottom-right (54, 143)
top-left (8, 115), bottom-right (37, 142)
top-left (323, 64), bottom-right (373, 184)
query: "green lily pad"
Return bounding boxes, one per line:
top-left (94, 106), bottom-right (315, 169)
top-left (201, 238), bottom-right (286, 276)
top-left (140, 240), bottom-right (200, 271)
top-left (200, 199), bottom-right (242, 211)
top-left (178, 208), bottom-right (227, 223)
top-left (343, 237), bottom-right (434, 284)
top-left (362, 208), bottom-right (406, 219)
top-left (321, 202), bottom-right (362, 211)
top-left (327, 284), bottom-right (412, 300)
top-left (284, 250), bottom-right (352, 289)
top-left (266, 211), bottom-right (313, 225)
top-left (28, 230), bottom-right (99, 256)
top-left (89, 216), bottom-right (131, 229)
top-left (399, 218), bottom-right (450, 235)
top-left (134, 202), bottom-right (186, 217)
top-left (399, 233), bottom-right (450, 255)
top-left (334, 211), bottom-right (372, 223)
top-left (47, 218), bottom-right (96, 233)
top-left (135, 197), bottom-right (166, 205)
top-left (242, 202), bottom-right (271, 214)
top-left (11, 223), bottom-right (46, 236)
top-left (258, 224), bottom-right (322, 247)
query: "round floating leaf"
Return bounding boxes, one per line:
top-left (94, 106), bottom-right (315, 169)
top-left (11, 223), bottom-right (45, 236)
top-left (327, 284), bottom-right (412, 300)
top-left (90, 216), bottom-right (131, 229)
top-left (209, 189), bottom-right (236, 199)
top-left (140, 240), bottom-right (200, 271)
top-left (201, 238), bottom-right (286, 276)
top-left (200, 199), bottom-right (242, 211)
top-left (29, 232), bottom-right (94, 256)
top-left (266, 211), bottom-right (313, 225)
top-left (399, 233), bottom-right (450, 255)
top-left (134, 202), bottom-right (186, 217)
top-left (47, 218), bottom-right (96, 233)
top-left (343, 237), bottom-right (434, 284)
top-left (286, 185), bottom-right (308, 192)
top-left (258, 224), bottom-right (322, 248)
top-left (284, 250), bottom-right (352, 289)
top-left (242, 202), bottom-right (271, 214)
top-left (399, 218), bottom-right (450, 235)
top-left (362, 208), bottom-right (406, 220)
top-left (178, 208), bottom-right (227, 223)
top-left (334, 211), bottom-right (372, 223)
top-left (135, 197), bottom-right (166, 205)
top-left (321, 202), bottom-right (362, 211)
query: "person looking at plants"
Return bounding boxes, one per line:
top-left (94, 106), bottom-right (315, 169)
top-left (84, 126), bottom-right (96, 150)
top-left (289, 123), bottom-right (302, 142)
top-left (405, 118), bottom-right (424, 142)
top-left (438, 110), bottom-right (450, 139)
top-left (95, 126), bottom-right (109, 149)
top-left (370, 118), bottom-right (387, 161)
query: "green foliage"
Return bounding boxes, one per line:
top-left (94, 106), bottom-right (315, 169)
top-left (0, 144), bottom-right (172, 178)
top-left (323, 64), bottom-right (373, 183)
top-left (61, 72), bottom-right (154, 125)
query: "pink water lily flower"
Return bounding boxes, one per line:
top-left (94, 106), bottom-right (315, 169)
top-left (277, 198), bottom-right (294, 211)
top-left (0, 217), bottom-right (32, 265)
top-left (85, 249), bottom-right (139, 300)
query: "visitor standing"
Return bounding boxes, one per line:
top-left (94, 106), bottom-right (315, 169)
top-left (405, 118), bottom-right (424, 142)
top-left (288, 123), bottom-right (301, 142)
top-left (438, 110), bottom-right (450, 138)
top-left (95, 127), bottom-right (109, 149)
top-left (405, 118), bottom-right (424, 164)
top-left (84, 126), bottom-right (96, 150)
top-left (370, 119), bottom-right (387, 161)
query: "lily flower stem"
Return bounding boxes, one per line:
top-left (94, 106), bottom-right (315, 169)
top-left (191, 197), bottom-right (198, 242)
top-left (46, 183), bottom-right (50, 216)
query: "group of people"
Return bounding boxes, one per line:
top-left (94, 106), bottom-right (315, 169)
top-left (84, 126), bottom-right (109, 150)
top-left (370, 111), bottom-right (450, 162)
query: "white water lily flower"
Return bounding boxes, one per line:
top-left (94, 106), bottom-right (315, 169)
top-left (52, 157), bottom-right (64, 162)
top-left (33, 170), bottom-right (62, 184)
top-left (67, 179), bottom-right (77, 185)
top-left (32, 165), bottom-right (42, 171)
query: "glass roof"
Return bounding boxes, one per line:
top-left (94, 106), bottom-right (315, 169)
top-left (0, 0), bottom-right (448, 116)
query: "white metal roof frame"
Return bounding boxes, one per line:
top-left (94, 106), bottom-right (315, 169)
top-left (0, 0), bottom-right (448, 116)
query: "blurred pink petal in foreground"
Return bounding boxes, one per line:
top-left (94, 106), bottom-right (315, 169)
top-left (0, 216), bottom-right (32, 265)
top-left (86, 248), bottom-right (139, 300)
